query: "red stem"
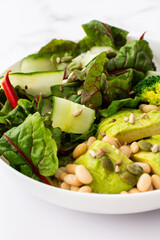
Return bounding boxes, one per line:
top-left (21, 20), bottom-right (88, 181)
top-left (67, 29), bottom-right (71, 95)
top-left (139, 32), bottom-right (147, 40)
top-left (4, 134), bottom-right (52, 185)
top-left (2, 70), bottom-right (18, 108)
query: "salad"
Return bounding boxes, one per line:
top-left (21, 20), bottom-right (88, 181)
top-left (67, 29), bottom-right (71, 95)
top-left (0, 20), bottom-right (160, 194)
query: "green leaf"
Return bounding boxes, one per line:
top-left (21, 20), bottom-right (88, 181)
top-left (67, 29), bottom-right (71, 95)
top-left (0, 112), bottom-right (58, 177)
top-left (49, 127), bottom-right (62, 151)
top-left (51, 81), bottom-right (83, 103)
top-left (102, 69), bottom-right (144, 104)
top-left (39, 39), bottom-right (79, 57)
top-left (77, 36), bottom-right (95, 52)
top-left (70, 123), bottom-right (98, 142)
top-left (81, 52), bottom-right (106, 109)
top-left (99, 97), bottom-right (141, 117)
top-left (106, 40), bottom-right (156, 74)
top-left (82, 20), bottom-right (128, 49)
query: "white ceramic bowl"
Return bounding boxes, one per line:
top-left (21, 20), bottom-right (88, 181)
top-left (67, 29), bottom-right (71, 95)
top-left (1, 36), bottom-right (160, 214)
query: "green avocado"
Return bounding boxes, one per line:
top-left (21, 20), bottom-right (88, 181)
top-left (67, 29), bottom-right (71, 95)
top-left (97, 109), bottom-right (160, 144)
top-left (74, 140), bottom-right (135, 194)
top-left (131, 135), bottom-right (160, 176)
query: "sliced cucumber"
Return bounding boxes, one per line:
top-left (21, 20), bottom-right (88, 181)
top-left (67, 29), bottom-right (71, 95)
top-left (20, 52), bottom-right (53, 73)
top-left (70, 46), bottom-right (117, 68)
top-left (51, 97), bottom-right (95, 134)
top-left (145, 71), bottom-right (160, 78)
top-left (0, 71), bottom-right (64, 96)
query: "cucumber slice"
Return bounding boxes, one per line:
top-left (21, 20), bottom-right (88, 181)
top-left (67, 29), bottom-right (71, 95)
top-left (0, 71), bottom-right (64, 96)
top-left (51, 97), bottom-right (95, 134)
top-left (71, 46), bottom-right (117, 68)
top-left (20, 52), bottom-right (53, 73)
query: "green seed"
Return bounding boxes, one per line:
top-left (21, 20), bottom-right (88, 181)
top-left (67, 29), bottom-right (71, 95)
top-left (138, 140), bottom-right (152, 151)
top-left (127, 164), bottom-right (144, 175)
top-left (101, 155), bottom-right (114, 172)
top-left (120, 172), bottom-right (137, 185)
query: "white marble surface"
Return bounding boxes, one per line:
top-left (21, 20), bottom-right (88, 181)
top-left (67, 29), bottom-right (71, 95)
top-left (1, 0), bottom-right (160, 239)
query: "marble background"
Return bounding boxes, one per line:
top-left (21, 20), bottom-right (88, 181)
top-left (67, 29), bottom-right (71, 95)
top-left (1, 0), bottom-right (160, 239)
top-left (0, 0), bottom-right (160, 71)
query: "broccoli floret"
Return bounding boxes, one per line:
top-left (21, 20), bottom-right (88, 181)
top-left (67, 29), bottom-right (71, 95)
top-left (133, 75), bottom-right (160, 106)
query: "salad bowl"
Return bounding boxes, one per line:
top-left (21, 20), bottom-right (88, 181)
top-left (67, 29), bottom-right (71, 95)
top-left (1, 34), bottom-right (160, 214)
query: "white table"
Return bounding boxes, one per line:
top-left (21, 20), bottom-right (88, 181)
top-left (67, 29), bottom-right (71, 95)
top-left (0, 0), bottom-right (160, 239)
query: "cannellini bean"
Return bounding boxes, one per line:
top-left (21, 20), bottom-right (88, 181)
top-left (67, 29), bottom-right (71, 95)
top-left (119, 145), bottom-right (132, 158)
top-left (102, 136), bottom-right (120, 149)
top-left (120, 191), bottom-right (128, 194)
top-left (137, 173), bottom-right (151, 192)
top-left (54, 167), bottom-right (66, 179)
top-left (128, 188), bottom-right (140, 193)
top-left (64, 174), bottom-right (83, 187)
top-left (73, 143), bottom-right (88, 159)
top-left (134, 162), bottom-right (151, 173)
top-left (66, 164), bottom-right (77, 174)
top-left (130, 142), bottom-right (139, 154)
top-left (151, 174), bottom-right (160, 189)
top-left (59, 172), bottom-right (68, 181)
top-left (75, 165), bottom-right (93, 184)
top-left (79, 186), bottom-right (92, 193)
top-left (70, 186), bottom-right (80, 191)
top-left (61, 182), bottom-right (71, 190)
top-left (87, 136), bottom-right (96, 147)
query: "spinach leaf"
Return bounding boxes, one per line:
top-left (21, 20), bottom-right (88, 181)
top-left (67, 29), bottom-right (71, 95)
top-left (77, 36), bottom-right (95, 53)
top-left (106, 40), bottom-right (156, 74)
top-left (99, 97), bottom-right (141, 117)
top-left (0, 112), bottom-right (58, 178)
top-left (82, 20), bottom-right (128, 49)
top-left (81, 52), bottom-right (106, 109)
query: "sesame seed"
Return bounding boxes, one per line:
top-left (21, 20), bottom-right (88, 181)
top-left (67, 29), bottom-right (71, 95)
top-left (115, 165), bottom-right (120, 173)
top-left (89, 150), bottom-right (96, 158)
top-left (100, 131), bottom-right (106, 137)
top-left (112, 145), bottom-right (115, 149)
top-left (62, 79), bottom-right (68, 84)
top-left (99, 146), bottom-right (110, 153)
top-left (141, 113), bottom-right (147, 119)
top-left (73, 109), bottom-right (83, 117)
top-left (124, 117), bottom-right (129, 122)
top-left (77, 90), bottom-right (82, 95)
top-left (116, 161), bottom-right (122, 166)
top-left (56, 57), bottom-right (61, 63)
top-left (95, 150), bottom-right (104, 158)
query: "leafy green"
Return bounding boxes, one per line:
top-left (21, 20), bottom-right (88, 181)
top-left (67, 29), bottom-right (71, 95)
top-left (82, 20), bottom-right (128, 49)
top-left (99, 97), bottom-right (141, 117)
top-left (102, 69), bottom-right (144, 104)
top-left (0, 112), bottom-right (58, 177)
top-left (39, 39), bottom-right (79, 57)
top-left (81, 52), bottom-right (106, 109)
top-left (106, 40), bottom-right (156, 74)
top-left (77, 36), bottom-right (95, 53)
top-left (70, 123), bottom-right (98, 142)
top-left (49, 127), bottom-right (62, 151)
top-left (51, 81), bottom-right (83, 103)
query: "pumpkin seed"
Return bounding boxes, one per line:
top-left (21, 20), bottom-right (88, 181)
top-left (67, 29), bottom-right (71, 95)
top-left (120, 172), bottom-right (137, 185)
top-left (138, 140), bottom-right (152, 151)
top-left (152, 144), bottom-right (159, 153)
top-left (101, 155), bottom-right (114, 172)
top-left (127, 163), bottom-right (144, 175)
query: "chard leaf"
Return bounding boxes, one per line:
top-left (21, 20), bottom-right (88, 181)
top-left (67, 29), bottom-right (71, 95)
top-left (39, 39), bottom-right (79, 57)
top-left (77, 36), bottom-right (95, 52)
top-left (51, 81), bottom-right (83, 103)
top-left (81, 52), bottom-right (106, 109)
top-left (106, 40), bottom-right (156, 74)
top-left (0, 112), bottom-right (58, 177)
top-left (99, 97), bottom-right (141, 117)
top-left (82, 20), bottom-right (128, 49)
top-left (103, 69), bottom-right (143, 104)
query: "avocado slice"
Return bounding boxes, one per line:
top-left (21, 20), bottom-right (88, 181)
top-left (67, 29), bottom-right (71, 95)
top-left (97, 109), bottom-right (160, 144)
top-left (131, 135), bottom-right (160, 176)
top-left (74, 140), bottom-right (135, 194)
